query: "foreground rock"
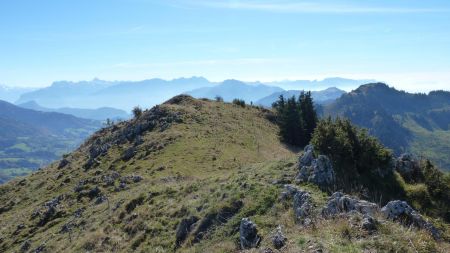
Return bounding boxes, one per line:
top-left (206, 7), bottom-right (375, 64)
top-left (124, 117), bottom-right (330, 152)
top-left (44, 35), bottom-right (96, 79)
top-left (271, 226), bottom-right (287, 249)
top-left (322, 192), bottom-right (378, 217)
top-left (240, 218), bottom-right (260, 249)
top-left (296, 145), bottom-right (335, 189)
top-left (394, 153), bottom-right (421, 182)
top-left (381, 200), bottom-right (440, 240)
top-left (299, 144), bottom-right (314, 167)
top-left (361, 214), bottom-right (378, 232)
top-left (280, 185), bottom-right (314, 225)
top-left (31, 195), bottom-right (65, 227)
top-left (293, 190), bottom-right (314, 225)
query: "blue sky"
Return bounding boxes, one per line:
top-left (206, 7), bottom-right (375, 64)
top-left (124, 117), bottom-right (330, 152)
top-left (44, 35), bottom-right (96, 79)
top-left (1, 0), bottom-right (450, 91)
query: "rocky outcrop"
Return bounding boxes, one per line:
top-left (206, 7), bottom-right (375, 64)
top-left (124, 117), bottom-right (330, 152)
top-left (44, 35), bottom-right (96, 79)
top-left (293, 190), bottom-right (314, 225)
top-left (280, 185), bottom-right (314, 225)
top-left (361, 214), bottom-right (377, 232)
top-left (121, 146), bottom-right (137, 161)
top-left (271, 226), bottom-right (287, 249)
top-left (279, 184), bottom-right (300, 201)
top-left (394, 153), bottom-right (421, 182)
top-left (296, 145), bottom-right (335, 188)
top-left (31, 195), bottom-right (65, 227)
top-left (240, 218), bottom-right (261, 249)
top-left (299, 144), bottom-right (314, 167)
top-left (381, 200), bottom-right (440, 240)
top-left (322, 192), bottom-right (378, 217)
top-left (82, 105), bottom-right (183, 169)
top-left (102, 171), bottom-right (121, 186)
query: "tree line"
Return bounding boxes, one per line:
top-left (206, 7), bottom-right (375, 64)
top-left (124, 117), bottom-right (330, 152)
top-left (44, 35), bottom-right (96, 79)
top-left (272, 91), bottom-right (318, 147)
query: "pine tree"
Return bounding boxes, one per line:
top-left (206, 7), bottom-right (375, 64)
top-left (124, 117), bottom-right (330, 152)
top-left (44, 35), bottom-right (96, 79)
top-left (299, 91), bottom-right (318, 142)
top-left (273, 94), bottom-right (311, 146)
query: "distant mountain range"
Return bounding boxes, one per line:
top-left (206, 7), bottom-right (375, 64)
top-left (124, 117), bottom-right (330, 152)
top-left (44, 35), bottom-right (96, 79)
top-left (0, 85), bottom-right (36, 103)
top-left (14, 77), bottom-right (369, 111)
top-left (186, 79), bottom-right (284, 103)
top-left (18, 101), bottom-right (129, 121)
top-left (323, 83), bottom-right (450, 170)
top-left (256, 87), bottom-right (346, 107)
top-left (267, 77), bottom-right (375, 91)
top-left (0, 100), bottom-right (101, 183)
top-left (15, 77), bottom-right (213, 110)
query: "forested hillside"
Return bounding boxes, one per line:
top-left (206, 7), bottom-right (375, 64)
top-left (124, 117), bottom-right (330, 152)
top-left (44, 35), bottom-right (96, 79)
top-left (323, 83), bottom-right (450, 170)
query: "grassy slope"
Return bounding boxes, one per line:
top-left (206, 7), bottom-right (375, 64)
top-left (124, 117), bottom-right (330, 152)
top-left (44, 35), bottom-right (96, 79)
top-left (400, 116), bottom-right (450, 170)
top-left (0, 97), bottom-right (448, 252)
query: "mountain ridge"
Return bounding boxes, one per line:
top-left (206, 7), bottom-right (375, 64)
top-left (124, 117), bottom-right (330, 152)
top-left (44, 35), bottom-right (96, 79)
top-left (0, 95), bottom-right (448, 252)
top-left (18, 101), bottom-right (130, 121)
top-left (14, 77), bottom-right (374, 111)
top-left (256, 87), bottom-right (346, 107)
top-left (323, 83), bottom-right (450, 170)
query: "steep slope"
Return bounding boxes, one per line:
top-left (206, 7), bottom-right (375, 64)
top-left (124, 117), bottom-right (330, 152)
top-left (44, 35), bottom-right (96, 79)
top-left (0, 96), bottom-right (448, 252)
top-left (0, 100), bottom-right (101, 183)
top-left (256, 87), bottom-right (346, 107)
top-left (186, 79), bottom-right (283, 103)
top-left (323, 83), bottom-right (450, 170)
top-left (18, 101), bottom-right (130, 121)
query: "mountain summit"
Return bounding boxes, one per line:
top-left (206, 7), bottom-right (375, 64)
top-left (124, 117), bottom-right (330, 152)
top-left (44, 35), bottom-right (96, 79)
top-left (1, 95), bottom-right (448, 252)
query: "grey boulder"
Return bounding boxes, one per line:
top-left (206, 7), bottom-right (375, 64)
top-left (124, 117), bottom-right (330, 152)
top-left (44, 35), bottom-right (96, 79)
top-left (293, 190), bottom-right (313, 225)
top-left (381, 200), bottom-right (440, 240)
top-left (322, 192), bottom-right (378, 217)
top-left (296, 155), bottom-right (335, 189)
top-left (271, 226), bottom-right (287, 249)
top-left (299, 144), bottom-right (315, 167)
top-left (240, 218), bottom-right (261, 249)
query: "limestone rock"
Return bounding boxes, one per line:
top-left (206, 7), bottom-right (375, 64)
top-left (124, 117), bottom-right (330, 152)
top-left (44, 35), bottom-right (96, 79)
top-left (394, 153), bottom-right (421, 182)
top-left (271, 226), bottom-right (287, 249)
top-left (293, 190), bottom-right (313, 225)
top-left (279, 184), bottom-right (300, 201)
top-left (240, 218), bottom-right (261, 249)
top-left (299, 144), bottom-right (315, 167)
top-left (361, 214), bottom-right (377, 232)
top-left (296, 155), bottom-right (335, 188)
top-left (381, 200), bottom-right (440, 240)
top-left (31, 195), bottom-right (65, 227)
top-left (322, 192), bottom-right (378, 217)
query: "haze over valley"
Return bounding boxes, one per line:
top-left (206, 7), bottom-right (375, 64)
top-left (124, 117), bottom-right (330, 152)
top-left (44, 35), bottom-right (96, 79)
top-left (1, 0), bottom-right (449, 252)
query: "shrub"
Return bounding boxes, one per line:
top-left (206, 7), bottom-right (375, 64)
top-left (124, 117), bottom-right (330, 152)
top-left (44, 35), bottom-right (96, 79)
top-left (132, 106), bottom-right (143, 118)
top-left (215, 96), bottom-right (224, 102)
top-left (311, 117), bottom-right (403, 202)
top-left (232, 99), bottom-right (245, 107)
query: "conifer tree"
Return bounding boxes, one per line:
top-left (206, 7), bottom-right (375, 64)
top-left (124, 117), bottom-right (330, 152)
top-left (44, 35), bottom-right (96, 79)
top-left (299, 91), bottom-right (318, 141)
top-left (273, 93), bottom-right (316, 146)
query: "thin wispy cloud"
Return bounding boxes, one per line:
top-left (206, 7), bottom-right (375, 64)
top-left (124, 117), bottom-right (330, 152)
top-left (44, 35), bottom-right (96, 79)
top-left (111, 58), bottom-right (291, 69)
top-left (177, 0), bottom-right (449, 14)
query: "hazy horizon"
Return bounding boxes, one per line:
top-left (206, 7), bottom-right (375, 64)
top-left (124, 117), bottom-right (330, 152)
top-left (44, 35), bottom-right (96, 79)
top-left (1, 0), bottom-right (450, 92)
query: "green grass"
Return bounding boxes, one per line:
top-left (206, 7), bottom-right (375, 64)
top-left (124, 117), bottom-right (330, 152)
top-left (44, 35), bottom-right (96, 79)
top-left (402, 115), bottom-right (450, 170)
top-left (0, 97), bottom-right (448, 253)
